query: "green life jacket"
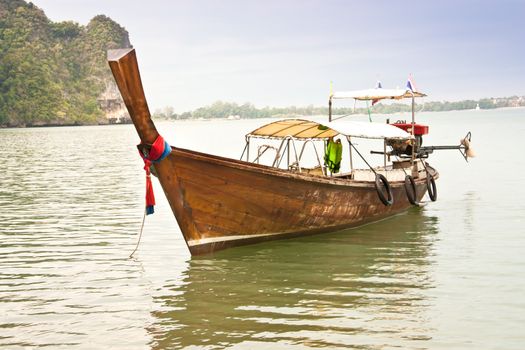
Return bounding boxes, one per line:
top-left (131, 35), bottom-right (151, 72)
top-left (324, 139), bottom-right (342, 173)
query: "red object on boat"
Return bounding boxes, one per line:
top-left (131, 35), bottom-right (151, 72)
top-left (391, 122), bottom-right (429, 136)
top-left (139, 135), bottom-right (171, 215)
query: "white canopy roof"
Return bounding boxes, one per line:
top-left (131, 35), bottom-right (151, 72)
top-left (248, 118), bottom-right (413, 140)
top-left (332, 88), bottom-right (426, 101)
top-left (328, 118), bottom-right (413, 139)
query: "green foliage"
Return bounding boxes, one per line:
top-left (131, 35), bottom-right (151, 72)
top-left (50, 21), bottom-right (81, 41)
top-left (0, 0), bottom-right (131, 126)
top-left (156, 95), bottom-right (524, 121)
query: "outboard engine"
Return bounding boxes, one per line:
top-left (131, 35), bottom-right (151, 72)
top-left (387, 120), bottom-right (474, 162)
top-left (391, 120), bottom-right (429, 150)
top-left (384, 120), bottom-right (429, 156)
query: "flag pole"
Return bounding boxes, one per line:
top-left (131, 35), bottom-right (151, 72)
top-left (329, 81), bottom-right (333, 122)
top-left (408, 75), bottom-right (416, 163)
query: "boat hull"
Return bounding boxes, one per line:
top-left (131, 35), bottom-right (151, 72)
top-left (107, 48), bottom-right (435, 256)
top-left (154, 147), bottom-right (432, 255)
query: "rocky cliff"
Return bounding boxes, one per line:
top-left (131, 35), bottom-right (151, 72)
top-left (0, 0), bottom-right (131, 127)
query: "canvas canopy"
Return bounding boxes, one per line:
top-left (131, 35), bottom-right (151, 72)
top-left (331, 88), bottom-right (426, 101)
top-left (247, 118), bottom-right (413, 140)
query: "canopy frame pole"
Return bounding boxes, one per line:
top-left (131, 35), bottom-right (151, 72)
top-left (274, 136), bottom-right (301, 172)
top-left (287, 139), bottom-right (290, 169)
top-left (290, 137), bottom-right (302, 172)
top-left (273, 138), bottom-right (287, 167)
top-left (329, 97), bottom-right (332, 122)
top-left (346, 136), bottom-right (354, 173)
top-left (298, 139), bottom-right (325, 175)
top-left (276, 139), bottom-right (289, 168)
top-left (240, 139), bottom-right (249, 161)
top-left (411, 94), bottom-right (415, 125)
top-left (324, 140), bottom-right (329, 176)
top-left (246, 136), bottom-right (250, 162)
top-left (383, 139), bottom-right (387, 168)
top-left (255, 145), bottom-right (280, 164)
top-left (411, 92), bottom-right (416, 164)
top-left (329, 81), bottom-right (333, 122)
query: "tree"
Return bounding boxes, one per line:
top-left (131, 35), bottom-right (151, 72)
top-left (0, 0), bottom-right (131, 126)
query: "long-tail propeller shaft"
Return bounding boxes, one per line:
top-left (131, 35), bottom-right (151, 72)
top-left (372, 132), bottom-right (475, 162)
top-left (419, 131), bottom-right (475, 162)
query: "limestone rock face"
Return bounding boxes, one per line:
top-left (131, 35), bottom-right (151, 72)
top-left (0, 0), bottom-right (132, 126)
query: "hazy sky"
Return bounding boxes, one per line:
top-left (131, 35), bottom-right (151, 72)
top-left (29, 0), bottom-right (525, 112)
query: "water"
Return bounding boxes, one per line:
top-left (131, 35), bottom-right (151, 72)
top-left (1, 108), bottom-right (524, 349)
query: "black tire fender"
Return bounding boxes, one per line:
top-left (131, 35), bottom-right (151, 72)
top-left (404, 175), bottom-right (418, 205)
top-left (426, 173), bottom-right (437, 201)
top-left (375, 173), bottom-right (393, 206)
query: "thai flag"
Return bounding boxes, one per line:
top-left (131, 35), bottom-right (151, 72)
top-left (406, 75), bottom-right (417, 92)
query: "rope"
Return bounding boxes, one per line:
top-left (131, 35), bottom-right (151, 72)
top-left (389, 145), bottom-right (409, 177)
top-left (419, 158), bottom-right (430, 174)
top-left (129, 208), bottom-right (147, 258)
top-left (349, 141), bottom-right (376, 175)
top-left (330, 113), bottom-right (352, 122)
top-left (129, 134), bottom-right (171, 258)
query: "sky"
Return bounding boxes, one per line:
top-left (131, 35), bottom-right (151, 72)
top-left (29, 0), bottom-right (525, 113)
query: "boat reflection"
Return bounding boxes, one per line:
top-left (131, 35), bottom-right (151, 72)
top-left (147, 208), bottom-right (438, 349)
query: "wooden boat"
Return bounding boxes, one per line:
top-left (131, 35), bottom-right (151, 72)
top-left (108, 48), bottom-right (470, 255)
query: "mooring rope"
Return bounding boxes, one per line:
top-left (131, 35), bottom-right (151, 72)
top-left (129, 208), bottom-right (147, 258)
top-left (349, 141), bottom-right (376, 175)
top-left (129, 134), bottom-right (171, 258)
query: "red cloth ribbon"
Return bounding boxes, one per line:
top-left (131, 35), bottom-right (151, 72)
top-left (139, 135), bottom-right (169, 215)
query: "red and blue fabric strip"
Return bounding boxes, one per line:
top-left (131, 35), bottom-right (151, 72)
top-left (139, 135), bottom-right (171, 215)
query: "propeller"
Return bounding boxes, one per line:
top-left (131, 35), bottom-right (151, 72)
top-left (460, 132), bottom-right (475, 161)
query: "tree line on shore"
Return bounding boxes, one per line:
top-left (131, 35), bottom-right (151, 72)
top-left (2, 0), bottom-right (524, 127)
top-left (154, 96), bottom-right (525, 120)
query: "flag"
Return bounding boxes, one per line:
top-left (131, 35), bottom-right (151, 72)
top-left (406, 75), bottom-right (417, 92)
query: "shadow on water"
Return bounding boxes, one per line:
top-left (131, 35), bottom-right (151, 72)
top-left (147, 208), bottom-right (439, 349)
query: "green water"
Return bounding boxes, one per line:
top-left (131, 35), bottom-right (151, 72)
top-left (1, 108), bottom-right (524, 349)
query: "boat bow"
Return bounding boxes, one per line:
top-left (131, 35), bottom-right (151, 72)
top-left (107, 48), bottom-right (158, 144)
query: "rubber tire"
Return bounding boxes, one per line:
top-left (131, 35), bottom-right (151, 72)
top-left (426, 173), bottom-right (437, 202)
top-left (404, 175), bottom-right (418, 205)
top-left (375, 173), bottom-right (393, 206)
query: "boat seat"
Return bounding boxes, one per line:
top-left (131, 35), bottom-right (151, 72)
top-left (289, 164), bottom-right (325, 176)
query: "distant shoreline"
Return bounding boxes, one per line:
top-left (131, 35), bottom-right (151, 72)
top-left (153, 96), bottom-right (525, 121)
top-left (2, 106), bottom-right (524, 129)
top-left (0, 119), bottom-right (131, 129)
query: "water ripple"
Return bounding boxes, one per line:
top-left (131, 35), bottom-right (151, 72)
top-left (1, 112), bottom-right (525, 349)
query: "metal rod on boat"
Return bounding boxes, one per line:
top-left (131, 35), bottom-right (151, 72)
top-left (411, 92), bottom-right (416, 164)
top-left (240, 141), bottom-right (249, 161)
top-left (246, 136), bottom-right (250, 162)
top-left (290, 137), bottom-right (301, 172)
top-left (349, 141), bottom-right (376, 174)
top-left (329, 97), bottom-right (332, 122)
top-left (287, 139), bottom-right (290, 169)
top-left (411, 94), bottom-right (415, 126)
top-left (347, 136), bottom-right (354, 172)
top-left (383, 139), bottom-right (387, 168)
top-left (328, 81), bottom-right (333, 122)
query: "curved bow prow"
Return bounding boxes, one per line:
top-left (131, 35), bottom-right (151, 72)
top-left (107, 48), bottom-right (158, 144)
